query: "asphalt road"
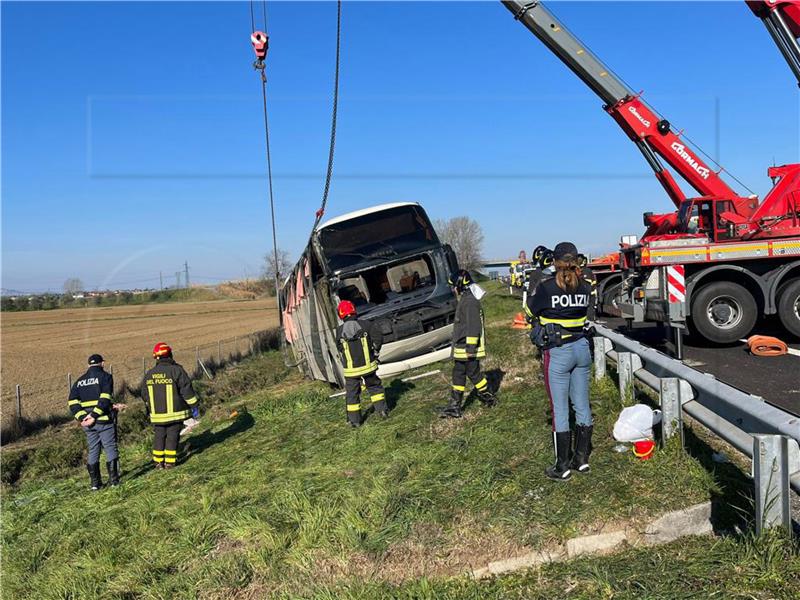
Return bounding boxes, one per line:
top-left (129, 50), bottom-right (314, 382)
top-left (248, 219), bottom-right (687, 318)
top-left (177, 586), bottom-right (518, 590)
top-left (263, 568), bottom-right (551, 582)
top-left (600, 317), bottom-right (800, 417)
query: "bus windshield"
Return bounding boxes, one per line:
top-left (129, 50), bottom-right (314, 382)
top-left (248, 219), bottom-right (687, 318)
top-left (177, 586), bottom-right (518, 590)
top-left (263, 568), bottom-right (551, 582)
top-left (318, 205), bottom-right (440, 271)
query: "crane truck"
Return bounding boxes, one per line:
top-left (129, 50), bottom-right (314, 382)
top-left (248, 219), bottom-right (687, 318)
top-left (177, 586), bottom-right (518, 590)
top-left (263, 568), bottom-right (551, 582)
top-left (503, 0), bottom-right (800, 344)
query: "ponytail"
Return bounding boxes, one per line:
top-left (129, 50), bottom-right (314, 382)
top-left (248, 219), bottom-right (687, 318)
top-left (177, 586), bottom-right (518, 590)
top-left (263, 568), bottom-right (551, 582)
top-left (555, 257), bottom-right (581, 293)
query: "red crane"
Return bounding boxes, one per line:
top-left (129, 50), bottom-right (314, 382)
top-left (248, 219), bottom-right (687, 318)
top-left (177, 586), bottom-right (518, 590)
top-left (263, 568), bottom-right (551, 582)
top-left (748, 0), bottom-right (800, 86)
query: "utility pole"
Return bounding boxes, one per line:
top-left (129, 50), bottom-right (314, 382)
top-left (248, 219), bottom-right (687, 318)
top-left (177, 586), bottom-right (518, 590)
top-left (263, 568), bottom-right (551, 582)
top-left (159, 271), bottom-right (163, 290)
top-left (175, 271), bottom-right (181, 289)
top-left (184, 261), bottom-right (190, 289)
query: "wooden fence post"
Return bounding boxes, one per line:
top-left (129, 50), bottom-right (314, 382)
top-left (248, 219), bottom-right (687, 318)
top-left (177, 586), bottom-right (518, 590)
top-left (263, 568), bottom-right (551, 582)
top-left (15, 384), bottom-right (21, 424)
top-left (218, 340), bottom-right (222, 363)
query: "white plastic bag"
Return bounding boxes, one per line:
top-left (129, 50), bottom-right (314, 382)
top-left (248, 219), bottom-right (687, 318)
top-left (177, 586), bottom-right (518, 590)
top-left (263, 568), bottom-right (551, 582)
top-left (612, 404), bottom-right (662, 442)
top-left (469, 283), bottom-right (486, 300)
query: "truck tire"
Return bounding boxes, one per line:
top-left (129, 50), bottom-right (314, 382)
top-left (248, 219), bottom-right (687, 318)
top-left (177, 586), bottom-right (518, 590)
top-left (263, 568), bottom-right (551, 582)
top-left (690, 281), bottom-right (757, 344)
top-left (777, 278), bottom-right (800, 338)
top-left (600, 281), bottom-right (622, 317)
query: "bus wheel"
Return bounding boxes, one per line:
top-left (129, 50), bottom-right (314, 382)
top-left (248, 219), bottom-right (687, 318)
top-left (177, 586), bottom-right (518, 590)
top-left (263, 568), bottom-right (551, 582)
top-left (690, 281), bottom-right (757, 344)
top-left (777, 279), bottom-right (800, 338)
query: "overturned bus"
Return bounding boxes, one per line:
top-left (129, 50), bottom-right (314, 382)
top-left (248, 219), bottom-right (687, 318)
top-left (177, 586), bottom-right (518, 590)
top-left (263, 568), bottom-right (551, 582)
top-left (280, 202), bottom-right (459, 386)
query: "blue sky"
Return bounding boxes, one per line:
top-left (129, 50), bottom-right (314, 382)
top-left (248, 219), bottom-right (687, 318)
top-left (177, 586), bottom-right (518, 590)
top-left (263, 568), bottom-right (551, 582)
top-left (2, 1), bottom-right (798, 292)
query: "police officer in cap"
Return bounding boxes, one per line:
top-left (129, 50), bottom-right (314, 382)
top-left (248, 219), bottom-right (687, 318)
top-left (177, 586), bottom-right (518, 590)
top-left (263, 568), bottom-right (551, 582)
top-left (68, 354), bottom-right (127, 490)
top-left (529, 242), bottom-right (594, 481)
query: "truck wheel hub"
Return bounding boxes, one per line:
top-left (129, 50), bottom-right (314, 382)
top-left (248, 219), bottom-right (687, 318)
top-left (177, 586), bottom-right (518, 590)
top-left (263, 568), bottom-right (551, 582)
top-left (707, 296), bottom-right (741, 329)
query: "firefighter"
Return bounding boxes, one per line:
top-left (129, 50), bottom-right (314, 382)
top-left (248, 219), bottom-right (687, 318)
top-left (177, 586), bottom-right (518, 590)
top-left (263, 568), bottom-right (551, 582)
top-left (141, 343), bottom-right (199, 469)
top-left (529, 242), bottom-right (593, 481)
top-left (440, 269), bottom-right (496, 418)
top-left (577, 253), bottom-right (598, 321)
top-left (68, 354), bottom-right (126, 490)
top-left (336, 300), bottom-right (388, 427)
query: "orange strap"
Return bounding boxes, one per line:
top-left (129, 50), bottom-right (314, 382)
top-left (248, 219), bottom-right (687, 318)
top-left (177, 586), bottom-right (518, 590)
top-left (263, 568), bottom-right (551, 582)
top-left (746, 335), bottom-right (788, 357)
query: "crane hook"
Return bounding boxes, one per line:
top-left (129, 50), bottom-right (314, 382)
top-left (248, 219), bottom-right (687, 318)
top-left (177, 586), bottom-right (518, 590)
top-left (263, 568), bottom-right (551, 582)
top-left (251, 31), bottom-right (269, 72)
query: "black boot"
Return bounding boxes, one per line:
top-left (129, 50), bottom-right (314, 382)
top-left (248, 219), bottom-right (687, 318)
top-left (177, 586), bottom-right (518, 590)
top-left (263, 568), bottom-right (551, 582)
top-left (87, 463), bottom-right (103, 491)
top-left (438, 390), bottom-right (463, 418)
top-left (571, 425), bottom-right (593, 473)
top-left (107, 459), bottom-right (120, 486)
top-left (478, 389), bottom-right (497, 408)
top-left (545, 431), bottom-right (572, 481)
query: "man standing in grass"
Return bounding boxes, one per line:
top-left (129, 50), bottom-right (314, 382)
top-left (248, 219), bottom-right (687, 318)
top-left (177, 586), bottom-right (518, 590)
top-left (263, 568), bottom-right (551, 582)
top-left (68, 354), bottom-right (126, 490)
top-left (335, 300), bottom-right (388, 428)
top-left (141, 343), bottom-right (199, 469)
top-left (440, 270), bottom-right (496, 418)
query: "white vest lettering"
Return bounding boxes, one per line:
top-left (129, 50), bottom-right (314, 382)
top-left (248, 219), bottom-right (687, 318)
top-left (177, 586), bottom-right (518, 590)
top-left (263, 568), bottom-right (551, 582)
top-left (551, 294), bottom-right (588, 308)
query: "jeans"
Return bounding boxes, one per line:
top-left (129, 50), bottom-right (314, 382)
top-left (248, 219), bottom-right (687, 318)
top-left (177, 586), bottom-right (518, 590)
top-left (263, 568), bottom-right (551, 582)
top-left (543, 336), bottom-right (592, 432)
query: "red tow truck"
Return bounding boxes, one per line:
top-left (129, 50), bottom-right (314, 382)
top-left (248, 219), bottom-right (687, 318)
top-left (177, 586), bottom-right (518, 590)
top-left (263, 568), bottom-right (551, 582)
top-left (504, 0), bottom-right (800, 344)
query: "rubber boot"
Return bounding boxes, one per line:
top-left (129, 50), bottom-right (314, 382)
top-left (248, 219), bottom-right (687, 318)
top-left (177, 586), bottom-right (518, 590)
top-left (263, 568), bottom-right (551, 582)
top-left (478, 389), bottom-right (497, 408)
top-left (348, 412), bottom-right (362, 428)
top-left (87, 463), bottom-right (103, 491)
top-left (571, 425), bottom-right (593, 473)
top-left (545, 431), bottom-right (572, 481)
top-left (106, 459), bottom-right (120, 486)
top-left (438, 390), bottom-right (463, 418)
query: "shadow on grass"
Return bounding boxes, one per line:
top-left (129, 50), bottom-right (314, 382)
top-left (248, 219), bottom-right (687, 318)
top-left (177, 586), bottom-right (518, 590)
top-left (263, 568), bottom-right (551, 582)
top-left (462, 368), bottom-right (506, 411)
top-left (384, 379), bottom-right (414, 411)
top-left (122, 412), bottom-right (256, 481)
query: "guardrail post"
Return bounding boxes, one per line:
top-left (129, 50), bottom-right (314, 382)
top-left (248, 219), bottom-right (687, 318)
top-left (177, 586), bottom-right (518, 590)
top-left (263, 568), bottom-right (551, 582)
top-left (142, 357), bottom-right (146, 378)
top-left (659, 377), bottom-right (692, 443)
top-left (753, 434), bottom-right (792, 535)
top-left (67, 372), bottom-right (72, 391)
top-left (617, 351), bottom-right (642, 405)
top-left (593, 337), bottom-right (613, 381)
top-left (218, 340), bottom-right (222, 363)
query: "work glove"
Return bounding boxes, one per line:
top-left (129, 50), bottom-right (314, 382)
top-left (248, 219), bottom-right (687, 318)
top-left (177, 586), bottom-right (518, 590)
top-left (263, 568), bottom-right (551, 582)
top-left (466, 344), bottom-right (478, 357)
top-left (191, 406), bottom-right (200, 419)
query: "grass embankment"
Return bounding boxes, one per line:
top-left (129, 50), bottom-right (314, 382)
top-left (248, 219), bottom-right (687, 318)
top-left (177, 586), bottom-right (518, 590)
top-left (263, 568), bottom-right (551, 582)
top-left (2, 285), bottom-right (797, 598)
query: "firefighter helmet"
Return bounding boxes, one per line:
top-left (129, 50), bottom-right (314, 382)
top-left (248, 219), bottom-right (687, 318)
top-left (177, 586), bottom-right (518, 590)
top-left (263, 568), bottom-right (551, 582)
top-left (577, 253), bottom-right (589, 268)
top-left (448, 269), bottom-right (473, 292)
top-left (540, 250), bottom-right (555, 269)
top-left (337, 300), bottom-right (356, 319)
top-left (152, 342), bottom-right (172, 358)
top-left (532, 245), bottom-right (548, 263)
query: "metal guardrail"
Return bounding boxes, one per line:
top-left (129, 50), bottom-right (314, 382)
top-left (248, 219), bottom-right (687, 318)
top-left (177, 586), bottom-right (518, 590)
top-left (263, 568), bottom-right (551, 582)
top-left (593, 324), bottom-right (800, 535)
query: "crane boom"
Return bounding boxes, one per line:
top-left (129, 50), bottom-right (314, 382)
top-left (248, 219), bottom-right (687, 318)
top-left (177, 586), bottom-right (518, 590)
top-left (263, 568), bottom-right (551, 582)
top-left (502, 1), bottom-right (755, 222)
top-left (747, 0), bottom-right (800, 86)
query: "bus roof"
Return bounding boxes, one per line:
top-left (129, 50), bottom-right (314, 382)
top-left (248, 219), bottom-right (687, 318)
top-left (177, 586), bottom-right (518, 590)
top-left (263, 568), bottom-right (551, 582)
top-left (316, 202), bottom-right (420, 231)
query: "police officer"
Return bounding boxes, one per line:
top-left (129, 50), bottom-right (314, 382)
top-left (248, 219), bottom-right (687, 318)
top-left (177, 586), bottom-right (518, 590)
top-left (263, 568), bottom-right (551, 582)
top-left (577, 253), bottom-right (598, 321)
top-left (68, 354), bottom-right (126, 490)
top-left (440, 270), bottom-right (496, 418)
top-left (529, 242), bottom-right (593, 481)
top-left (336, 300), bottom-right (387, 427)
top-left (141, 343), bottom-right (199, 469)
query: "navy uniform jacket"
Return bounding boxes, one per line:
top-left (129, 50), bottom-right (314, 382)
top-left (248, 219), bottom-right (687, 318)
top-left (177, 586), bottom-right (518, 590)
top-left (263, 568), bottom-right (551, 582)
top-left (529, 276), bottom-right (592, 341)
top-left (68, 366), bottom-right (114, 423)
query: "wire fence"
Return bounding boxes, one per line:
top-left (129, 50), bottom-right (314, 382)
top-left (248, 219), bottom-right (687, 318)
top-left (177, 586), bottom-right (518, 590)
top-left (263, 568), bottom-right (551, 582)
top-left (1, 328), bottom-right (280, 444)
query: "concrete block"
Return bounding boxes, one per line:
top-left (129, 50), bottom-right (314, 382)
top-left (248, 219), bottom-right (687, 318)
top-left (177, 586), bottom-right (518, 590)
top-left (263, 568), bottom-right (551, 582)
top-left (643, 501), bottom-right (712, 544)
top-left (565, 530), bottom-right (628, 558)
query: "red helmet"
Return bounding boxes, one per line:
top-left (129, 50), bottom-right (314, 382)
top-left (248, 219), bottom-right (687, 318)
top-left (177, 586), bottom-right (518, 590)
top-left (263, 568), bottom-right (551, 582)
top-left (152, 342), bottom-right (172, 358)
top-left (337, 300), bottom-right (356, 319)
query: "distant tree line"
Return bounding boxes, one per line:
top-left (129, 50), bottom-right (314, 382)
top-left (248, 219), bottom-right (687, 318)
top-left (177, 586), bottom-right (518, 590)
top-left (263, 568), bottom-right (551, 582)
top-left (1, 288), bottom-right (201, 312)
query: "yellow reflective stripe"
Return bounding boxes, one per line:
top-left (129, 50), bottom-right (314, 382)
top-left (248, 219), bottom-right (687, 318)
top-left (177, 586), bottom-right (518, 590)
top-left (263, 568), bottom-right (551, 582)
top-left (147, 385), bottom-right (155, 416)
top-left (74, 410), bottom-right (88, 419)
top-left (99, 393), bottom-right (112, 400)
top-left (184, 397), bottom-right (198, 406)
top-left (164, 450), bottom-right (177, 456)
top-left (524, 305), bottom-right (533, 318)
top-left (152, 450), bottom-right (165, 456)
top-left (92, 408), bottom-right (105, 416)
top-left (465, 336), bottom-right (479, 345)
top-left (475, 378), bottom-right (488, 390)
top-left (68, 399), bottom-right (81, 406)
top-left (166, 385), bottom-right (174, 416)
top-left (370, 393), bottom-right (385, 402)
top-left (361, 336), bottom-right (370, 364)
top-left (452, 385), bottom-right (466, 392)
top-left (164, 456), bottom-right (177, 464)
top-left (96, 415), bottom-right (110, 422)
top-left (343, 362), bottom-right (378, 377)
top-left (538, 316), bottom-right (587, 328)
top-left (342, 341), bottom-right (354, 370)
top-left (149, 410), bottom-right (190, 423)
top-left (81, 400), bottom-right (99, 407)
top-left (346, 403), bottom-right (361, 412)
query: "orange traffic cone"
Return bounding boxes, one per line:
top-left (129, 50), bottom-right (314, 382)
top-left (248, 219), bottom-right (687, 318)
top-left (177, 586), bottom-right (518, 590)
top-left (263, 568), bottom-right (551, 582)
top-left (512, 312), bottom-right (527, 329)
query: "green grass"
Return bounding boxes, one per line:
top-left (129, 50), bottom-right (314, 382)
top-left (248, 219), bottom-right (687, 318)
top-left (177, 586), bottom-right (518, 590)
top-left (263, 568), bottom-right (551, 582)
top-left (1, 283), bottom-right (794, 598)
